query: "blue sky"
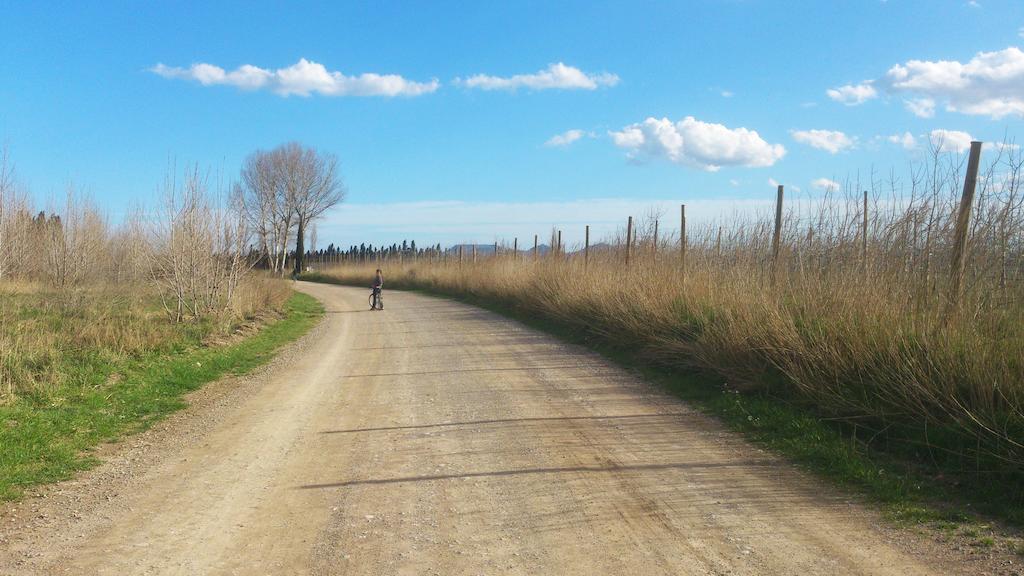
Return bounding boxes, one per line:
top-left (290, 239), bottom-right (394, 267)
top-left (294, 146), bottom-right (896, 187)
top-left (1, 1), bottom-right (1023, 247)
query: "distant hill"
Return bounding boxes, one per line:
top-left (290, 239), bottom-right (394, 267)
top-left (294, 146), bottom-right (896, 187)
top-left (447, 243), bottom-right (552, 255)
top-left (566, 242), bottom-right (615, 255)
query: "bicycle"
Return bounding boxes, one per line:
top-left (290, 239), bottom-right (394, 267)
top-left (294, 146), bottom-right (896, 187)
top-left (369, 287), bottom-right (383, 311)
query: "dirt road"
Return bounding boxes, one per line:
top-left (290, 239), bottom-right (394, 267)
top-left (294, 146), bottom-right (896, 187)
top-left (0, 282), bottom-right (979, 574)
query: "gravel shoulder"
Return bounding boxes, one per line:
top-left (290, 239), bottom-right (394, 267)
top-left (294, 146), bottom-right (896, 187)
top-left (0, 282), bottom-right (1017, 575)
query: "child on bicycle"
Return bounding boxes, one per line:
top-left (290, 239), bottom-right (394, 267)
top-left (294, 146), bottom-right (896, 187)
top-left (371, 269), bottom-right (384, 310)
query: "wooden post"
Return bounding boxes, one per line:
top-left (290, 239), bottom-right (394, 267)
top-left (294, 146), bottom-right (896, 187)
top-left (557, 230), bottom-right (562, 257)
top-left (584, 225), bottom-right (590, 270)
top-left (494, 241), bottom-right (498, 259)
top-left (625, 216), bottom-right (633, 267)
top-left (513, 237), bottom-right (518, 260)
top-left (652, 219), bottom-right (659, 260)
top-left (472, 244), bottom-right (477, 263)
top-left (680, 204), bottom-right (687, 276)
top-left (533, 234), bottom-right (538, 259)
top-left (459, 245), bottom-right (464, 267)
top-left (862, 190), bottom-right (869, 269)
top-left (949, 141), bottom-right (983, 310)
top-left (771, 185), bottom-right (784, 280)
top-left (716, 226), bottom-right (722, 259)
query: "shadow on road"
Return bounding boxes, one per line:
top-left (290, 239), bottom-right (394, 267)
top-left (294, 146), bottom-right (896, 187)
top-left (341, 365), bottom-right (613, 379)
top-left (297, 460), bottom-right (780, 489)
top-left (320, 413), bottom-right (688, 434)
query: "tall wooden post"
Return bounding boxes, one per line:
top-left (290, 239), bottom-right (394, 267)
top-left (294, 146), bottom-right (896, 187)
top-left (584, 225), bottom-right (590, 270)
top-left (459, 245), bottom-right (463, 267)
top-left (771, 185), bottom-right (784, 281)
top-left (652, 219), bottom-right (659, 260)
top-left (533, 234), bottom-right (538, 259)
top-left (949, 141), bottom-right (983, 310)
top-left (494, 241), bottom-right (498, 258)
top-left (472, 244), bottom-right (477, 263)
top-left (626, 216), bottom-right (633, 267)
top-left (513, 237), bottom-right (518, 260)
top-left (557, 230), bottom-right (562, 257)
top-left (680, 204), bottom-right (687, 276)
top-left (862, 190), bottom-right (869, 269)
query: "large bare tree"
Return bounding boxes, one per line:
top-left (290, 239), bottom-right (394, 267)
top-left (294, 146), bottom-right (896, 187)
top-left (236, 142), bottom-right (345, 275)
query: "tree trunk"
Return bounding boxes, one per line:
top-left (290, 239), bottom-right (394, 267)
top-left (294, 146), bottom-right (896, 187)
top-left (293, 216), bottom-right (305, 277)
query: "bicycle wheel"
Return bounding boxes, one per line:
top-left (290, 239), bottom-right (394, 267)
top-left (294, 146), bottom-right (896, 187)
top-left (368, 293), bottom-right (375, 310)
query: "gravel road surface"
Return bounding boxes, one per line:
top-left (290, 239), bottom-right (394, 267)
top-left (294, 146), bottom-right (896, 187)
top-left (0, 282), bottom-right (992, 575)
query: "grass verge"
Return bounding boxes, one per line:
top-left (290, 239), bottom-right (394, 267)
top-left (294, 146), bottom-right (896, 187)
top-left (302, 272), bottom-right (1022, 547)
top-left (0, 291), bottom-right (323, 501)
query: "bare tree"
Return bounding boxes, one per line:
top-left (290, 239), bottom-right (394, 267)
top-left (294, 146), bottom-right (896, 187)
top-left (278, 143), bottom-right (345, 277)
top-left (152, 165), bottom-right (250, 321)
top-left (0, 146), bottom-right (14, 280)
top-left (309, 222), bottom-right (318, 266)
top-left (236, 143), bottom-right (345, 276)
top-left (43, 186), bottom-right (110, 289)
top-left (237, 149), bottom-right (292, 274)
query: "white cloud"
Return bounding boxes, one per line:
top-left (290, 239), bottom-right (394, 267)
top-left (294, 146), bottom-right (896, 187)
top-left (883, 47), bottom-right (1024, 118)
top-left (729, 178), bottom-right (740, 187)
top-left (150, 58), bottom-right (439, 97)
top-left (826, 82), bottom-right (878, 105)
top-left (888, 131), bottom-right (917, 150)
top-left (812, 177), bottom-right (841, 191)
top-left (903, 97), bottom-right (936, 118)
top-left (457, 62), bottom-right (619, 91)
top-left (609, 116), bottom-right (786, 171)
top-left (545, 129), bottom-right (586, 147)
top-left (929, 129), bottom-right (974, 153)
top-left (721, 90), bottom-right (734, 98)
top-left (790, 129), bottom-right (855, 154)
top-left (828, 47), bottom-right (1024, 118)
top-left (967, 0), bottom-right (981, 7)
top-left (768, 178), bottom-right (780, 187)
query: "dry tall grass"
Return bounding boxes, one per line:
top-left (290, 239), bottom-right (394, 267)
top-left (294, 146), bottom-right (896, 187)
top-left (0, 154), bottom-right (289, 403)
top-left (318, 147), bottom-right (1024, 480)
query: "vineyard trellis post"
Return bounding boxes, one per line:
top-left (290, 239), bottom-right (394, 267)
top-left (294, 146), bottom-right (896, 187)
top-left (652, 218), bottom-right (658, 261)
top-left (626, 216), bottom-right (633, 267)
top-left (584, 225), bottom-right (590, 270)
top-left (771, 184), bottom-right (784, 283)
top-left (533, 234), bottom-right (538, 259)
top-left (680, 204), bottom-right (687, 278)
top-left (949, 140), bottom-right (983, 312)
top-left (861, 190), bottom-right (869, 276)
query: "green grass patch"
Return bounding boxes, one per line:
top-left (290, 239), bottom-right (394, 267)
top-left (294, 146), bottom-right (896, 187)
top-left (301, 273), bottom-right (1023, 531)
top-left (0, 292), bottom-right (323, 501)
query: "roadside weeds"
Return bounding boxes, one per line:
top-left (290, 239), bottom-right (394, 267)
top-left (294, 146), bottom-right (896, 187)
top-left (0, 292), bottom-right (324, 502)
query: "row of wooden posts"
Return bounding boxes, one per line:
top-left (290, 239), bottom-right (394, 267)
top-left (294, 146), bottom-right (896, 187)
top-left (318, 141), bottom-right (983, 306)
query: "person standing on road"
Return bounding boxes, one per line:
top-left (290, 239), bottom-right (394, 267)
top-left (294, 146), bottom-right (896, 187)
top-left (372, 268), bottom-right (384, 310)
